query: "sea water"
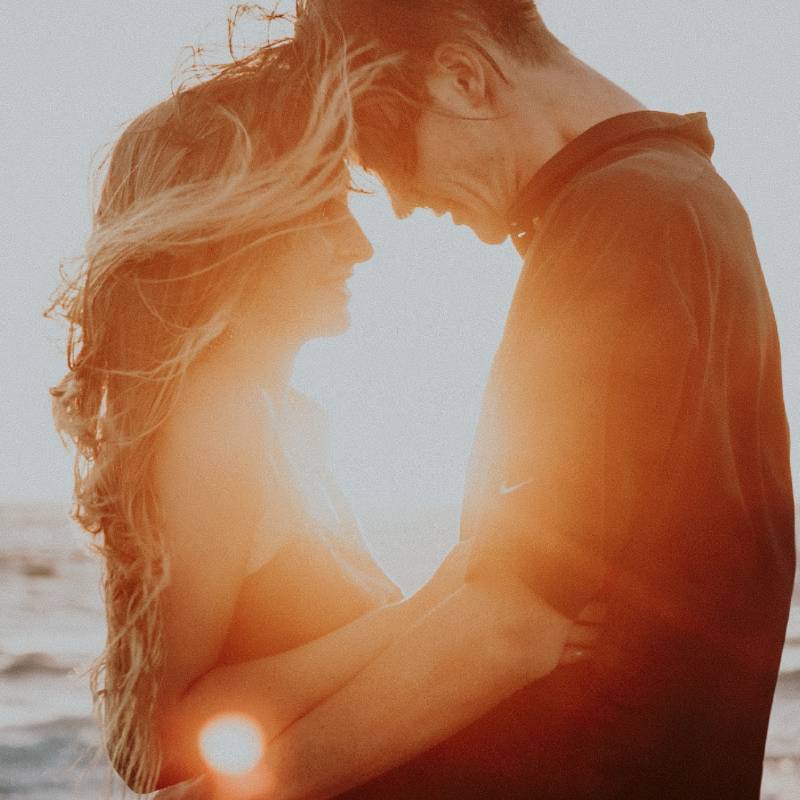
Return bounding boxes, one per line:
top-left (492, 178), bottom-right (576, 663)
top-left (1, 503), bottom-right (798, 799)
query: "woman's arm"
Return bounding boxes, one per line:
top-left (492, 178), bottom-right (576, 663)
top-left (155, 535), bottom-right (473, 786)
top-left (157, 590), bottom-right (422, 786)
top-left (258, 574), bottom-right (572, 800)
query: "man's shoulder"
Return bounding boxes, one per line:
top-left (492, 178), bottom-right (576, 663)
top-left (550, 144), bottom-right (713, 227)
top-left (553, 151), bottom-right (692, 222)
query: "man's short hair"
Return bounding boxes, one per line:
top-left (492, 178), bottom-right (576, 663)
top-left (306, 1), bottom-right (566, 196)
top-left (324, 0), bottom-right (564, 66)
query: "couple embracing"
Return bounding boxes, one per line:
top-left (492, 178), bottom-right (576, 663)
top-left (51, 2), bottom-right (794, 799)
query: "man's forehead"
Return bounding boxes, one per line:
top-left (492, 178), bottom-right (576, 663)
top-left (387, 191), bottom-right (418, 220)
top-left (383, 176), bottom-right (434, 219)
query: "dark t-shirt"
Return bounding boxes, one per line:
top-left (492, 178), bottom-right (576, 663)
top-left (344, 112), bottom-right (795, 799)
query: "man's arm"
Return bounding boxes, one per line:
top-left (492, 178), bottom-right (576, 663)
top-left (263, 576), bottom-right (571, 800)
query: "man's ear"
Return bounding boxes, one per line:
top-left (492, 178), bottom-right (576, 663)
top-left (427, 41), bottom-right (500, 114)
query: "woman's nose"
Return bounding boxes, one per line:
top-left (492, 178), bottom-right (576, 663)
top-left (337, 213), bottom-right (374, 264)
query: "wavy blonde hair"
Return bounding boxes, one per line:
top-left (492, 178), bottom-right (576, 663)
top-left (48, 4), bottom-right (390, 793)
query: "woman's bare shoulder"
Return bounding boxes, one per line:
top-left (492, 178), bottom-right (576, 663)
top-left (155, 370), bottom-right (274, 546)
top-left (151, 372), bottom-right (277, 713)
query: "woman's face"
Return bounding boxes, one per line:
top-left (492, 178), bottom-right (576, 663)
top-left (247, 192), bottom-right (374, 341)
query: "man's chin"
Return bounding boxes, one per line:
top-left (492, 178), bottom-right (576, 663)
top-left (453, 215), bottom-right (508, 245)
top-left (449, 215), bottom-right (506, 245)
top-left (471, 226), bottom-right (509, 246)
top-left (318, 311), bottom-right (351, 339)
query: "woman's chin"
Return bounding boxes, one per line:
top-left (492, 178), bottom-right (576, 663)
top-left (306, 309), bottom-right (351, 340)
top-left (324, 314), bottom-right (351, 338)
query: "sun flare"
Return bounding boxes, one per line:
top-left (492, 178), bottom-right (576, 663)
top-left (199, 713), bottom-right (265, 776)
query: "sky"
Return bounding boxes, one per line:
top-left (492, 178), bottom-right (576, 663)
top-left (2, 1), bottom-right (799, 581)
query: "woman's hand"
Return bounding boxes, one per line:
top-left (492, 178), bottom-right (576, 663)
top-left (414, 543), bottom-right (605, 667)
top-left (559, 601), bottom-right (606, 665)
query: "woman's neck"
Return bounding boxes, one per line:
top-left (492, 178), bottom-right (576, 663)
top-left (203, 323), bottom-right (302, 399)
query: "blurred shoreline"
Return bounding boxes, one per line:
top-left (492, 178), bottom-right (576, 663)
top-left (1, 502), bottom-right (798, 799)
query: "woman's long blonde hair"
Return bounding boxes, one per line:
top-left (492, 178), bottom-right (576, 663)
top-left (48, 4), bottom-right (389, 793)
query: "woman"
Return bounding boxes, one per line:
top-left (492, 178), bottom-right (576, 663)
top-left (50, 9), bottom-right (596, 798)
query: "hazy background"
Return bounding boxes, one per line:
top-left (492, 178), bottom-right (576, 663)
top-left (2, 0), bottom-right (798, 585)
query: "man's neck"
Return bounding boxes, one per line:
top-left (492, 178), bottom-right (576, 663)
top-left (509, 55), bottom-right (646, 205)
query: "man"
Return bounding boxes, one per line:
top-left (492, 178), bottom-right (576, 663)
top-left (264, 3), bottom-right (795, 797)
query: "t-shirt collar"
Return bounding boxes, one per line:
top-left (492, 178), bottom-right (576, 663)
top-left (505, 110), bottom-right (715, 252)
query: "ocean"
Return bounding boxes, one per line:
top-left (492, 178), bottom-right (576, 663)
top-left (1, 503), bottom-right (798, 799)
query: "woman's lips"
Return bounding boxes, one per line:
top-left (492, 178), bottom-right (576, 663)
top-left (320, 274), bottom-right (352, 302)
top-left (321, 270), bottom-right (353, 286)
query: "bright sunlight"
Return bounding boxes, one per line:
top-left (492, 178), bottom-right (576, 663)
top-left (199, 713), bottom-right (265, 776)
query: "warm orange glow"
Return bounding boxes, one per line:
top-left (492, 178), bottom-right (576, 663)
top-left (199, 713), bottom-right (265, 776)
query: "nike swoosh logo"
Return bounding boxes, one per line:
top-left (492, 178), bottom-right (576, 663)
top-left (499, 477), bottom-right (535, 496)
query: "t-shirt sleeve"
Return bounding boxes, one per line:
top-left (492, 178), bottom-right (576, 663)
top-left (463, 180), bottom-right (701, 618)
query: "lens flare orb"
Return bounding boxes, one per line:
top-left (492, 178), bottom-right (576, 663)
top-left (199, 713), bottom-right (265, 776)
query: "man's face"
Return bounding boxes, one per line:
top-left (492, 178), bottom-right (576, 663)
top-left (387, 107), bottom-right (510, 246)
